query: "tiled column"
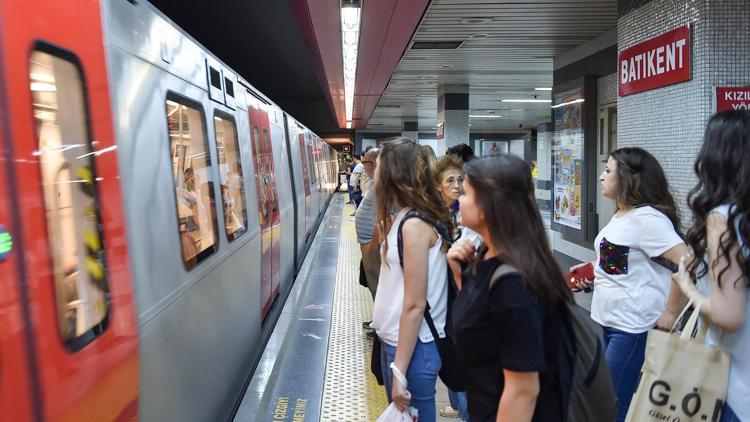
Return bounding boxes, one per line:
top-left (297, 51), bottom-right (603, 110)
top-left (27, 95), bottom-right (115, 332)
top-left (437, 84), bottom-right (470, 150)
top-left (401, 120), bottom-right (418, 140)
top-left (617, 0), bottom-right (750, 225)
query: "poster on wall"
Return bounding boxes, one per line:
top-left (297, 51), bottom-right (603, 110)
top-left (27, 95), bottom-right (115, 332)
top-left (481, 140), bottom-right (508, 156)
top-left (552, 88), bottom-right (584, 230)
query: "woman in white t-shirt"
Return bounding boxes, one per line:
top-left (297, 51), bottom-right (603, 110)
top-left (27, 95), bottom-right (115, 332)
top-left (371, 139), bottom-right (455, 422)
top-left (672, 111), bottom-right (750, 422)
top-left (571, 147), bottom-right (688, 422)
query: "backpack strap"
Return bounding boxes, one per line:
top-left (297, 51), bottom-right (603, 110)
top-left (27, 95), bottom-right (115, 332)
top-left (489, 263), bottom-right (522, 290)
top-left (396, 209), bottom-right (452, 269)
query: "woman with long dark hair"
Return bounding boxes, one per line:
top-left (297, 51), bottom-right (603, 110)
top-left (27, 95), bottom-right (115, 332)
top-left (447, 154), bottom-right (573, 421)
top-left (572, 147), bottom-right (688, 422)
top-left (672, 110), bottom-right (750, 422)
top-left (371, 139), bottom-right (455, 422)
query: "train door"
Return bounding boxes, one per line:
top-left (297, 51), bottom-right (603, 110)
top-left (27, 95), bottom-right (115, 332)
top-left (0, 0), bottom-right (139, 420)
top-left (298, 132), bottom-right (311, 237)
top-left (262, 123), bottom-right (281, 307)
top-left (247, 94), bottom-right (279, 318)
top-left (0, 64), bottom-right (37, 422)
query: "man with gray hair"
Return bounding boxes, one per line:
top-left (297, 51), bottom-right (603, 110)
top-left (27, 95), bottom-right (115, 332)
top-left (355, 147), bottom-right (380, 333)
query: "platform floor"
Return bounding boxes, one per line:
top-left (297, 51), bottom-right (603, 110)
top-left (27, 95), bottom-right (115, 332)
top-left (233, 193), bottom-right (459, 421)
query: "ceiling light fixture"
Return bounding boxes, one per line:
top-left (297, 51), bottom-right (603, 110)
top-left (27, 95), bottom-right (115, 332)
top-left (341, 1), bottom-right (361, 129)
top-left (469, 115), bottom-right (503, 118)
top-left (534, 87), bottom-right (553, 91)
top-left (501, 99), bottom-right (552, 103)
top-left (551, 98), bottom-right (585, 109)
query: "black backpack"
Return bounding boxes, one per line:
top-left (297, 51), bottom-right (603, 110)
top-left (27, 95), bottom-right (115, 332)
top-left (490, 264), bottom-right (617, 422)
top-left (396, 209), bottom-right (465, 392)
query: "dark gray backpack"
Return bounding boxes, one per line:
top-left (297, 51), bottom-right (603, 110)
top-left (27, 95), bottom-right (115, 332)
top-left (491, 264), bottom-right (617, 422)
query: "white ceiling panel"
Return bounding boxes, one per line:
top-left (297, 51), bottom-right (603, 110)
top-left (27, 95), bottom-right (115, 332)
top-left (365, 0), bottom-right (617, 133)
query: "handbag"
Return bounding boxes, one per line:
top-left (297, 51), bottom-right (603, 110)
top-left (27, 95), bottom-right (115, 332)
top-left (359, 259), bottom-right (368, 288)
top-left (371, 335), bottom-right (384, 385)
top-left (624, 299), bottom-right (730, 422)
top-left (423, 304), bottom-right (465, 391)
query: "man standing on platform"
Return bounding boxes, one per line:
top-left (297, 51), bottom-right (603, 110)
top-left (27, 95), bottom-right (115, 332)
top-left (355, 148), bottom-right (380, 335)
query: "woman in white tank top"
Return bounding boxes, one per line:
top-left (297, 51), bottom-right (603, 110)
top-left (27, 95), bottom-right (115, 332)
top-left (370, 139), bottom-right (455, 422)
top-left (673, 111), bottom-right (750, 422)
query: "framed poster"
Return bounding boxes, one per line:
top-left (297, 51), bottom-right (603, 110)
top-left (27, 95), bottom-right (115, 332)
top-left (551, 77), bottom-right (598, 246)
top-left (481, 140), bottom-right (508, 156)
top-left (552, 87), bottom-right (584, 230)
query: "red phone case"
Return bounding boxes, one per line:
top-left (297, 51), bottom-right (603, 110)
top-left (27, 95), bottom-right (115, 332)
top-left (565, 262), bottom-right (595, 290)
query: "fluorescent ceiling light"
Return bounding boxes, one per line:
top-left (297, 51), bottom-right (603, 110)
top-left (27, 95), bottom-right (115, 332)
top-left (469, 115), bottom-right (503, 118)
top-left (534, 87), bottom-right (553, 91)
top-left (501, 99), bottom-right (552, 103)
top-left (30, 82), bottom-right (57, 92)
top-left (551, 98), bottom-right (585, 108)
top-left (341, 5), bottom-right (361, 128)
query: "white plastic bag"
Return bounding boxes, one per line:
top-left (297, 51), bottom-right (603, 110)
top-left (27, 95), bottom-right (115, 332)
top-left (376, 363), bottom-right (419, 422)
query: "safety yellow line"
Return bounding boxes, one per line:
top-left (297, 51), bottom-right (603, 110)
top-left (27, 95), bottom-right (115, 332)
top-left (320, 199), bottom-right (388, 421)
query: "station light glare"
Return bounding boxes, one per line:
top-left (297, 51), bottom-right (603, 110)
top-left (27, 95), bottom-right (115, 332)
top-left (501, 99), bottom-right (552, 103)
top-left (551, 98), bottom-right (585, 108)
top-left (341, 4), bottom-right (361, 128)
top-left (469, 114), bottom-right (503, 118)
top-left (534, 87), bottom-right (553, 91)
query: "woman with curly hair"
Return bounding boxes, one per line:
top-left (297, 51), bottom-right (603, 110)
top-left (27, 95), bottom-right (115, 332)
top-left (571, 147), bottom-right (688, 422)
top-left (672, 110), bottom-right (750, 422)
top-left (371, 139), bottom-right (455, 422)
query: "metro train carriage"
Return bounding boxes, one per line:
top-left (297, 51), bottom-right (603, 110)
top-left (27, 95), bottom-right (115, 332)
top-left (0, 0), bottom-right (338, 420)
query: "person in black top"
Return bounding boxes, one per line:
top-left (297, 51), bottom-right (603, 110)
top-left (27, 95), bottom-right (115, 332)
top-left (447, 154), bottom-right (574, 421)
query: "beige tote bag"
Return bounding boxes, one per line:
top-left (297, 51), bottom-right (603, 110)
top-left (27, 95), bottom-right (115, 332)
top-left (625, 300), bottom-right (730, 422)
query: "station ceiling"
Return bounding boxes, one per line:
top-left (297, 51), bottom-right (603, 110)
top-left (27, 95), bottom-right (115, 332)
top-left (149, 0), bottom-right (344, 135)
top-left (150, 0), bottom-right (618, 135)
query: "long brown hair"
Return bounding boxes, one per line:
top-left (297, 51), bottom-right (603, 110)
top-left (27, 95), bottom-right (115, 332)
top-left (609, 147), bottom-right (682, 234)
top-left (687, 110), bottom-right (750, 287)
top-left (464, 154), bottom-right (572, 309)
top-left (375, 139), bottom-right (455, 263)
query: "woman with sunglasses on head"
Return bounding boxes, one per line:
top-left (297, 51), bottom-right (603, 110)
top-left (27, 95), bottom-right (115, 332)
top-left (571, 147), bottom-right (688, 422)
top-left (370, 139), bottom-right (455, 422)
top-left (672, 110), bottom-right (750, 422)
top-left (447, 154), bottom-right (574, 421)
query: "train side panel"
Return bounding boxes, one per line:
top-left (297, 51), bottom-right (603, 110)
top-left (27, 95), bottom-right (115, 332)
top-left (102, 1), bottom-right (263, 420)
top-left (269, 106), bottom-right (295, 291)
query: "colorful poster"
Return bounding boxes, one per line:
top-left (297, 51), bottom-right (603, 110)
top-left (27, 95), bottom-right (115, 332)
top-left (552, 88), bottom-right (584, 230)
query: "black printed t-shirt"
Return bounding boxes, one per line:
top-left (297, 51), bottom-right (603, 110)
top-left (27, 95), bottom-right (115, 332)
top-left (452, 256), bottom-right (571, 421)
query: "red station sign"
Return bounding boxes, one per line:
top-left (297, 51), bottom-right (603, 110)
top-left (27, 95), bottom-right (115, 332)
top-left (716, 87), bottom-right (750, 112)
top-left (619, 25), bottom-right (691, 97)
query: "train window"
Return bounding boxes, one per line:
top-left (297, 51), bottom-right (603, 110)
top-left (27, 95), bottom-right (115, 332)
top-left (224, 77), bottom-right (234, 98)
top-left (30, 48), bottom-right (110, 351)
top-left (214, 114), bottom-right (247, 241)
top-left (166, 96), bottom-right (217, 270)
top-left (209, 67), bottom-right (221, 90)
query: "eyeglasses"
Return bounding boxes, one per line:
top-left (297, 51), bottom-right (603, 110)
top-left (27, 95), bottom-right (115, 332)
top-left (443, 176), bottom-right (464, 186)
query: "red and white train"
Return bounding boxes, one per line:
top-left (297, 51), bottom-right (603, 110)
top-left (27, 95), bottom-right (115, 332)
top-left (0, 0), bottom-right (338, 420)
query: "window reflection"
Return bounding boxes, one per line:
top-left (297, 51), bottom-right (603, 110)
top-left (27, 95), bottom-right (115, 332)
top-left (30, 49), bottom-right (109, 349)
top-left (166, 98), bottom-right (217, 269)
top-left (214, 115), bottom-right (246, 240)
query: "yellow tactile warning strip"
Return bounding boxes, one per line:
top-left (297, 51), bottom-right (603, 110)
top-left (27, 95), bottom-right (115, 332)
top-left (320, 202), bottom-right (388, 421)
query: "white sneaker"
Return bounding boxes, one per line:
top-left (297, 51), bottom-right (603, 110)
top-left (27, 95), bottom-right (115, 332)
top-left (439, 405), bottom-right (459, 418)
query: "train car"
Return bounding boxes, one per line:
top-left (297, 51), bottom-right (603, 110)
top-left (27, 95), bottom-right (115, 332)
top-left (0, 0), bottom-right (338, 420)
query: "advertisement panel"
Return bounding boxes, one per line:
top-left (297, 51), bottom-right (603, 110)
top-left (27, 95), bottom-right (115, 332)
top-left (552, 88), bottom-right (584, 230)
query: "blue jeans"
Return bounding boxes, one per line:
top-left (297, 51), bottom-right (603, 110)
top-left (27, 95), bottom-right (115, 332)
top-left (448, 389), bottom-right (470, 421)
top-left (380, 340), bottom-right (441, 422)
top-left (720, 403), bottom-right (741, 422)
top-left (603, 327), bottom-right (648, 422)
